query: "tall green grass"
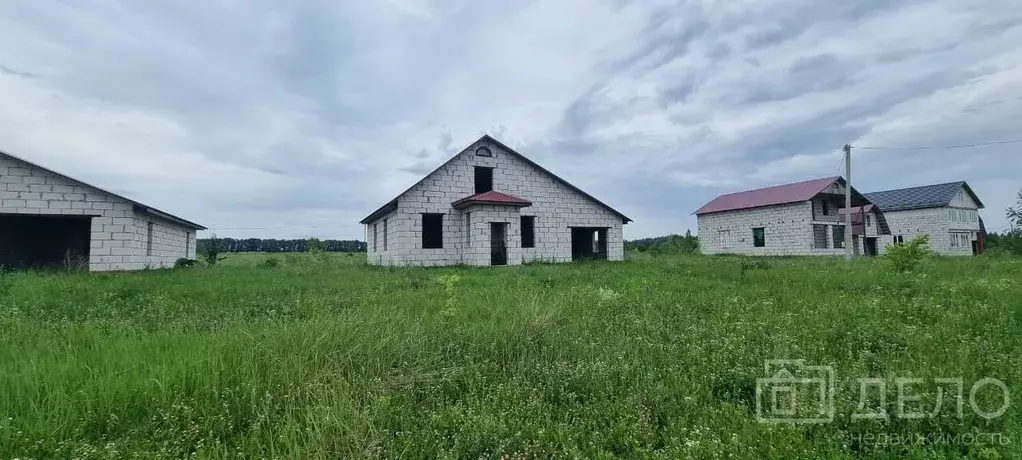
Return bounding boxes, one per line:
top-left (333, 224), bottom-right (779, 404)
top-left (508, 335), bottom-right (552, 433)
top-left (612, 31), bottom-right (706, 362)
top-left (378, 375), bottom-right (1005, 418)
top-left (1, 254), bottom-right (1020, 459)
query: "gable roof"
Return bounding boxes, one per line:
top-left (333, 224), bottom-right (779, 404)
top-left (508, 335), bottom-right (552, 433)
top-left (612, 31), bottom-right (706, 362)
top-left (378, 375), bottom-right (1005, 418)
top-left (695, 176), bottom-right (848, 215)
top-left (452, 191), bottom-right (532, 209)
top-left (1, 150), bottom-right (206, 230)
top-left (864, 181), bottom-right (984, 212)
top-left (837, 204), bottom-right (874, 217)
top-left (360, 135), bottom-right (632, 224)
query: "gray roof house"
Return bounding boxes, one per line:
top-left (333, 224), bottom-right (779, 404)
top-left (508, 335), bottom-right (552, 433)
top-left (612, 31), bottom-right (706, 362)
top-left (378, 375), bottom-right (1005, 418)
top-left (1, 150), bottom-right (205, 271)
top-left (864, 181), bottom-right (985, 255)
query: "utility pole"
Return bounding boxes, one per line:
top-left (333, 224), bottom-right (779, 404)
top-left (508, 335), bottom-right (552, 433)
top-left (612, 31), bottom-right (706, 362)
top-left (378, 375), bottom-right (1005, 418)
top-left (844, 144), bottom-right (853, 261)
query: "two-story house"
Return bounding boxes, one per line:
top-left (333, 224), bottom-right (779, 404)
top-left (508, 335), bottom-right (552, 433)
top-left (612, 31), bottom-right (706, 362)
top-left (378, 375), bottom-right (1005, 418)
top-left (837, 204), bottom-right (886, 256)
top-left (360, 135), bottom-right (631, 266)
top-left (864, 181), bottom-right (985, 255)
top-left (695, 176), bottom-right (886, 256)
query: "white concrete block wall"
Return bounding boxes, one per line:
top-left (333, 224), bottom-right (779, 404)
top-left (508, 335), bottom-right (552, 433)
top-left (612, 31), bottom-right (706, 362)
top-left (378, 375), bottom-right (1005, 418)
top-left (880, 205), bottom-right (981, 256)
top-left (462, 204), bottom-right (523, 266)
top-left (129, 214), bottom-right (197, 270)
top-left (365, 209), bottom-right (397, 266)
top-left (697, 201), bottom-right (850, 256)
top-left (699, 202), bottom-right (810, 255)
top-left (950, 188), bottom-right (979, 208)
top-left (862, 211), bottom-right (881, 237)
top-left (365, 138), bottom-right (625, 266)
top-left (810, 197), bottom-right (841, 222)
top-left (1, 154), bottom-right (198, 271)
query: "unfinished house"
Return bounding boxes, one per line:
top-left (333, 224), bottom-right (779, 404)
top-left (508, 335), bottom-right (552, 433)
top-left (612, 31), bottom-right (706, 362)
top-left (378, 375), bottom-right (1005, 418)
top-left (695, 176), bottom-right (889, 256)
top-left (864, 181), bottom-right (985, 255)
top-left (1, 150), bottom-right (205, 271)
top-left (838, 204), bottom-right (885, 256)
top-left (360, 135), bottom-right (631, 266)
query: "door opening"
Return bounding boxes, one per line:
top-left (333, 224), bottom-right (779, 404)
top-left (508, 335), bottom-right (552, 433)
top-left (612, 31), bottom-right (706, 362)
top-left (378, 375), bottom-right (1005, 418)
top-left (570, 227), bottom-right (608, 261)
top-left (865, 237), bottom-right (878, 256)
top-left (490, 222), bottom-right (507, 266)
top-left (0, 214), bottom-right (92, 270)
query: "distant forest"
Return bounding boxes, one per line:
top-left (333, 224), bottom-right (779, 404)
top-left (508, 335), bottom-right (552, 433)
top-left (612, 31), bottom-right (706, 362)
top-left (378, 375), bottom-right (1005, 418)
top-left (193, 227), bottom-right (1020, 256)
top-left (196, 238), bottom-right (366, 253)
top-left (195, 235), bottom-right (697, 254)
top-left (625, 231), bottom-right (699, 254)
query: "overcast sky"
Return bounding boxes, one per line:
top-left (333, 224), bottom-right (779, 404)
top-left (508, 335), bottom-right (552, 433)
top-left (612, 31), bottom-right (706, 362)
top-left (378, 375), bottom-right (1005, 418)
top-left (1, 0), bottom-right (1020, 239)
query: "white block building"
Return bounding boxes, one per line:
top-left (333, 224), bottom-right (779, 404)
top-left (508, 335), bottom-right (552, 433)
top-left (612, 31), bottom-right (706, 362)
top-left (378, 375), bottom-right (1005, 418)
top-left (838, 204), bottom-right (885, 256)
top-left (1, 150), bottom-right (205, 271)
top-left (695, 176), bottom-right (887, 256)
top-left (865, 181), bottom-right (985, 256)
top-left (360, 135), bottom-right (631, 266)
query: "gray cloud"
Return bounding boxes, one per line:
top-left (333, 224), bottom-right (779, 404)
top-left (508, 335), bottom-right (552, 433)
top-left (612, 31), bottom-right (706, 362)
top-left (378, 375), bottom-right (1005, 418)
top-left (0, 64), bottom-right (36, 79)
top-left (0, 0), bottom-right (1020, 239)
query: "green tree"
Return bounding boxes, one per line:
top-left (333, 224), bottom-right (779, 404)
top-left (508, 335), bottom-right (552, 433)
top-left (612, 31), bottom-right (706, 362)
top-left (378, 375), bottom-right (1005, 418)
top-left (1007, 189), bottom-right (1022, 230)
top-left (200, 233), bottom-right (228, 266)
top-left (988, 189), bottom-right (1022, 255)
top-left (306, 238), bottom-right (327, 253)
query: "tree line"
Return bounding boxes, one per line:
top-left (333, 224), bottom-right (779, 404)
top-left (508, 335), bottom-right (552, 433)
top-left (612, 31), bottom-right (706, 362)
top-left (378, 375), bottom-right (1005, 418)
top-left (196, 237), bottom-right (367, 254)
top-left (984, 189), bottom-right (1022, 255)
top-left (196, 188), bottom-right (1022, 258)
top-left (625, 230), bottom-right (699, 254)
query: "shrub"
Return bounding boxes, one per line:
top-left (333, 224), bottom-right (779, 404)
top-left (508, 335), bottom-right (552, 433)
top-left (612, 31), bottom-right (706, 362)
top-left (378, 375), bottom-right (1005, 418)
top-left (174, 258), bottom-right (198, 268)
top-left (200, 234), bottom-right (228, 266)
top-left (306, 238), bottom-right (326, 253)
top-left (884, 234), bottom-right (933, 273)
top-left (259, 257), bottom-right (281, 268)
top-left (739, 258), bottom-right (771, 279)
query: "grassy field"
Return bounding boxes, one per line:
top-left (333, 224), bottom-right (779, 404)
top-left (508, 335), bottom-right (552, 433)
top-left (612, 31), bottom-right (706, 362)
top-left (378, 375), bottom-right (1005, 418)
top-left (1, 252), bottom-right (1020, 459)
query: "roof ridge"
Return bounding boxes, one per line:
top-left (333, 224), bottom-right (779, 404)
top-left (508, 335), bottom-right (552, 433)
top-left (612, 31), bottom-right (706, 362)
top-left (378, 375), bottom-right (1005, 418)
top-left (694, 176), bottom-right (854, 215)
top-left (716, 176), bottom-right (840, 197)
top-left (865, 180), bottom-right (966, 195)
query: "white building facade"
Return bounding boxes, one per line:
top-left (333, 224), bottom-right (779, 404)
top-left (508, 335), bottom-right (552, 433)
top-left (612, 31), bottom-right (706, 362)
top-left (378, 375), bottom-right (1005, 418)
top-left (361, 135), bottom-right (631, 266)
top-left (866, 182), bottom-right (984, 256)
top-left (696, 177), bottom-right (883, 256)
top-left (1, 151), bottom-right (205, 271)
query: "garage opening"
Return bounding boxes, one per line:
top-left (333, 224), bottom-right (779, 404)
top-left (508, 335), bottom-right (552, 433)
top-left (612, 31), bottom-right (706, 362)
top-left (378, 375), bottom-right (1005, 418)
top-left (570, 227), bottom-right (608, 261)
top-left (0, 214), bottom-right (92, 270)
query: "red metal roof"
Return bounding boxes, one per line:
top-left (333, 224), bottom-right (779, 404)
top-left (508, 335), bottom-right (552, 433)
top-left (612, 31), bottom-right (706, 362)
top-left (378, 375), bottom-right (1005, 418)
top-left (452, 191), bottom-right (532, 209)
top-left (694, 176), bottom-right (841, 215)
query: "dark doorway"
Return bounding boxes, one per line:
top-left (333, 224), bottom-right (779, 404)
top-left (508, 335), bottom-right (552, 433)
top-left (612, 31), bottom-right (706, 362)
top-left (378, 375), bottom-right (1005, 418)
top-left (490, 222), bottom-right (507, 266)
top-left (971, 240), bottom-right (978, 255)
top-left (474, 166), bottom-right (494, 194)
top-left (865, 237), bottom-right (878, 257)
top-left (570, 227), bottom-right (608, 261)
top-left (0, 214), bottom-right (92, 270)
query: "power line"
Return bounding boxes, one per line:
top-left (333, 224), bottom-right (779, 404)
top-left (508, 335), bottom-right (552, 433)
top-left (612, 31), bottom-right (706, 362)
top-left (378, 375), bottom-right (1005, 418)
top-left (854, 139), bottom-right (1022, 151)
top-left (833, 150), bottom-right (846, 177)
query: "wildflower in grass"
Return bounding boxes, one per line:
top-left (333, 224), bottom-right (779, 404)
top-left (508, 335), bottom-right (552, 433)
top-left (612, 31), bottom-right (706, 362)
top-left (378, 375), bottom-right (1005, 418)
top-left (596, 287), bottom-right (620, 303)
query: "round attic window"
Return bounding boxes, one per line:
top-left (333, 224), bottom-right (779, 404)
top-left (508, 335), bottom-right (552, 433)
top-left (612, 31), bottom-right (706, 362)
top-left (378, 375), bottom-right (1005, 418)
top-left (475, 146), bottom-right (492, 157)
